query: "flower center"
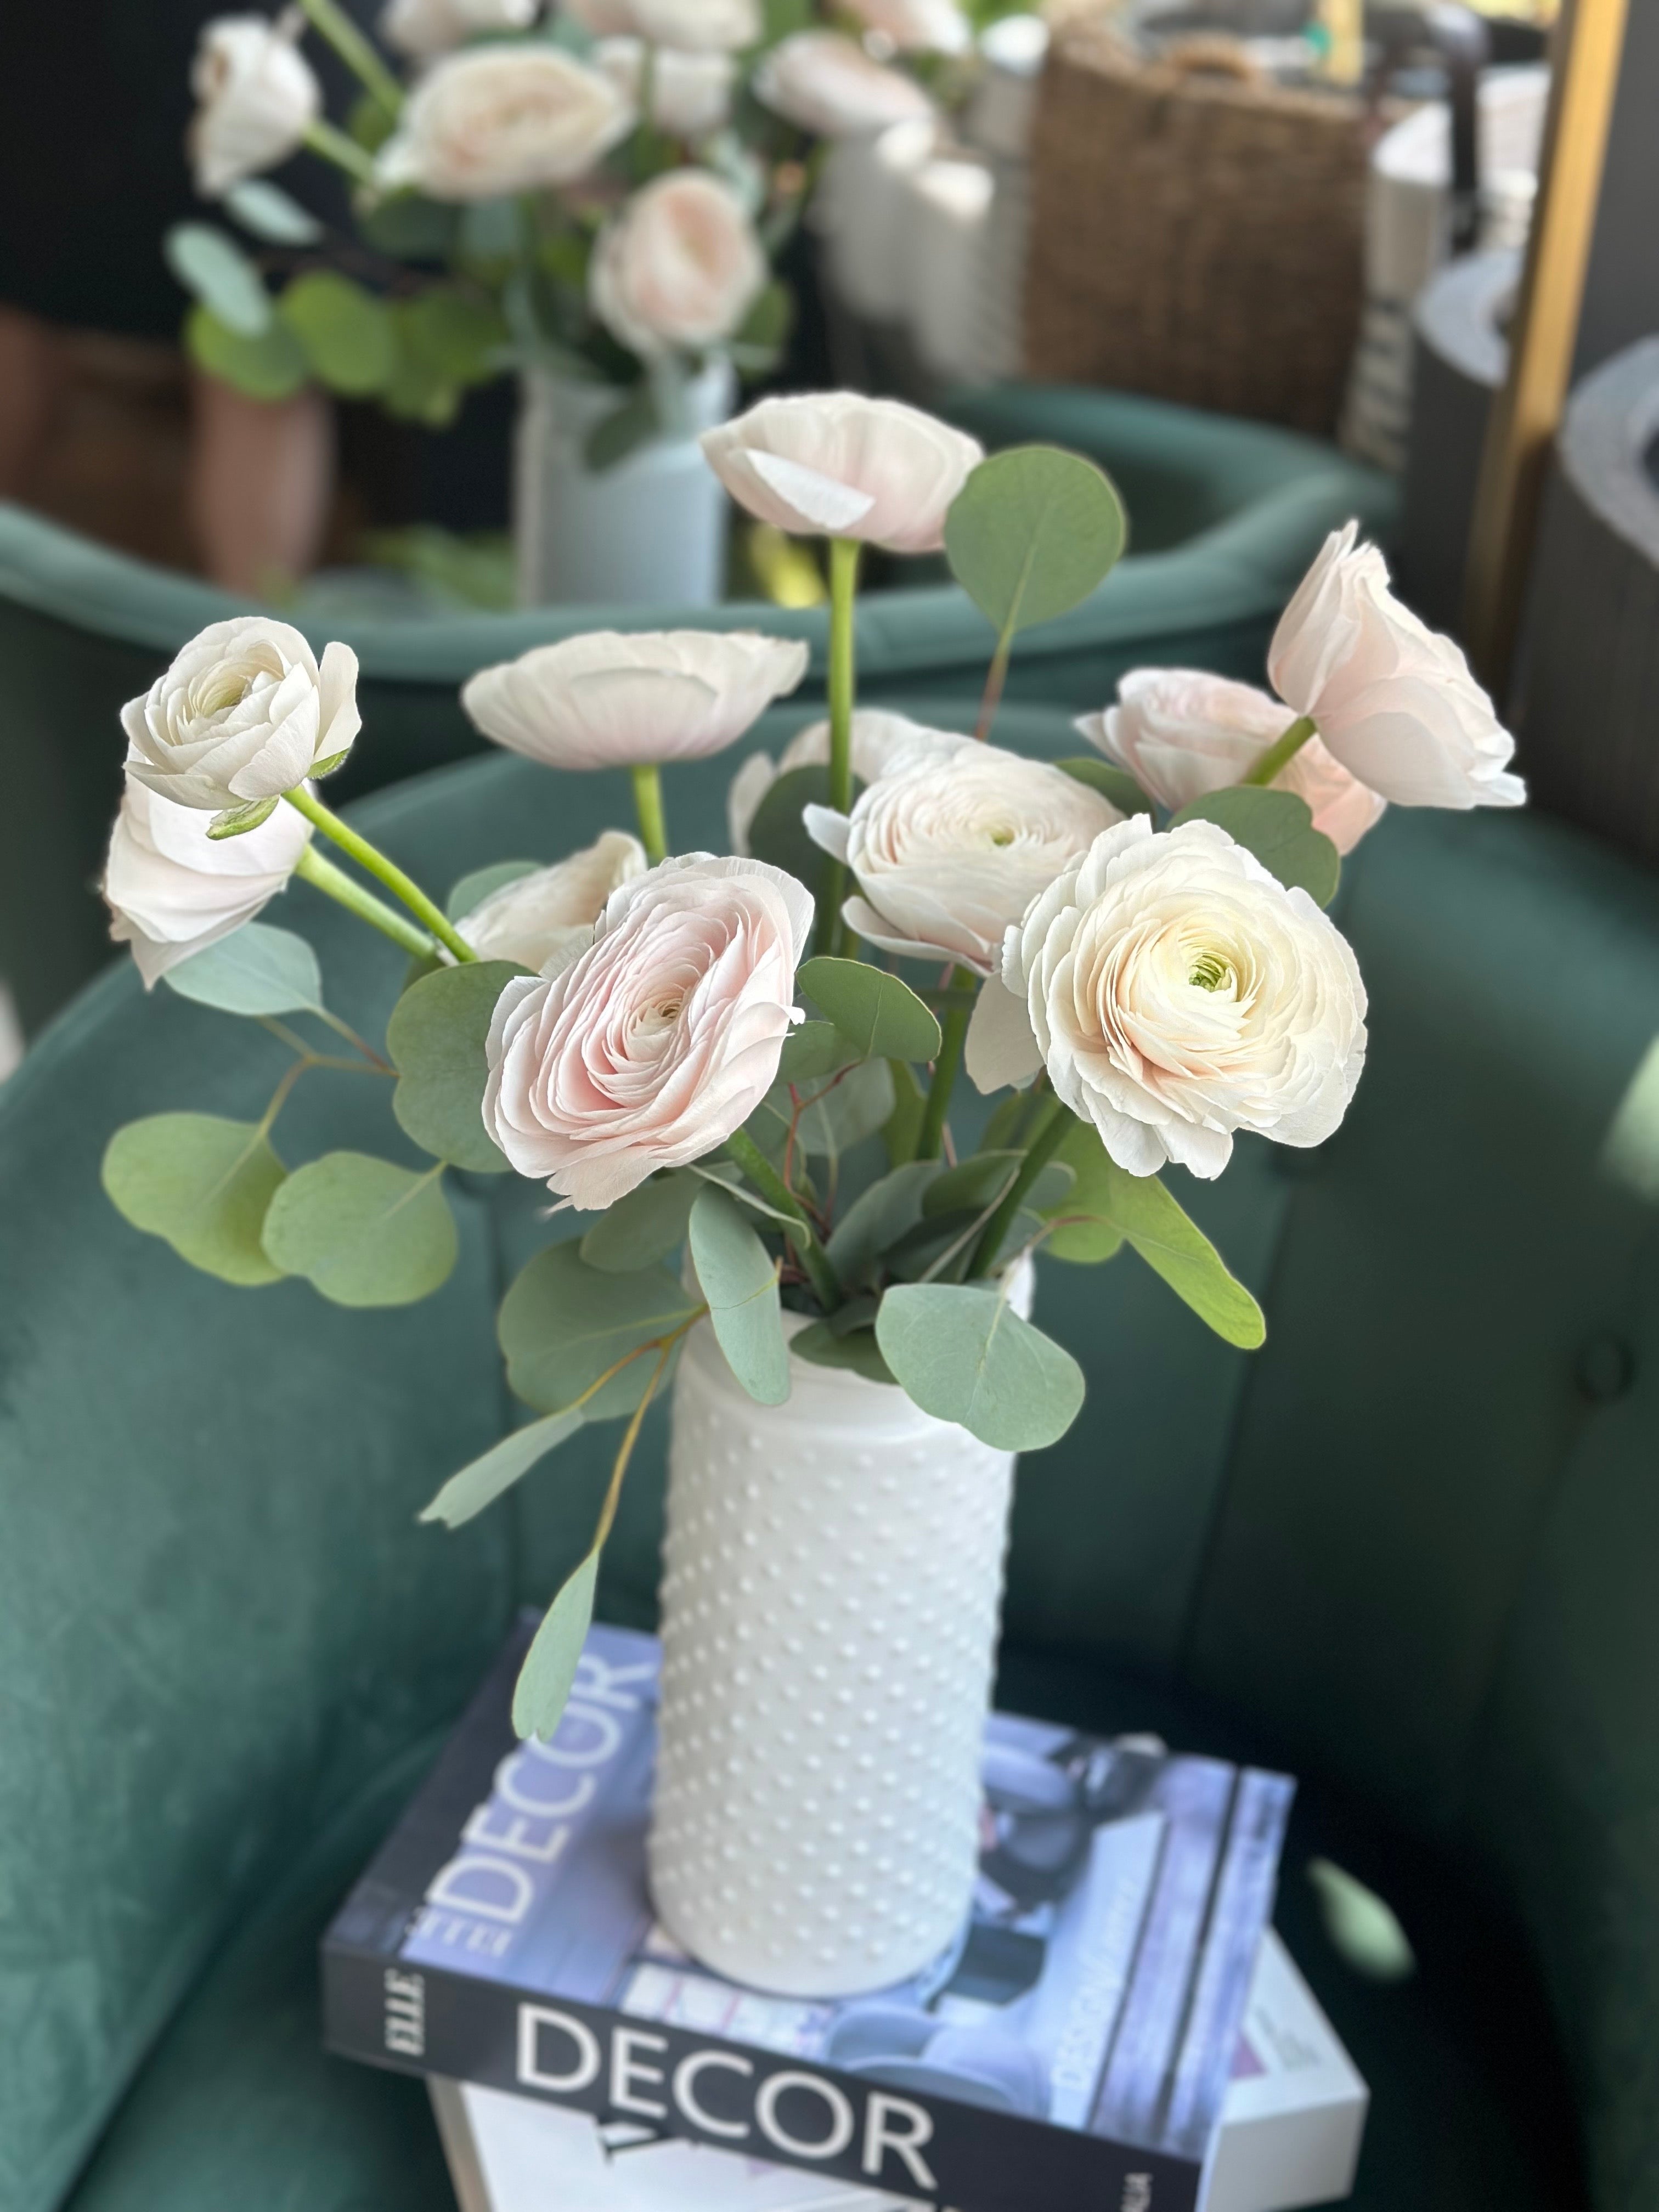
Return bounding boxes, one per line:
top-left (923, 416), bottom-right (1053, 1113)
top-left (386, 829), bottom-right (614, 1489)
top-left (1188, 948), bottom-right (1234, 994)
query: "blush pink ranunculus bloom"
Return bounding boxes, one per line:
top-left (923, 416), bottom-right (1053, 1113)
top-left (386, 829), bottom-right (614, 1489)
top-left (753, 31), bottom-right (933, 137)
top-left (590, 171), bottom-right (766, 358)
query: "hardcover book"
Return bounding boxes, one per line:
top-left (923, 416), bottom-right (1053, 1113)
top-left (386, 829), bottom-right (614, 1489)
top-left (324, 1617), bottom-right (1295, 2212)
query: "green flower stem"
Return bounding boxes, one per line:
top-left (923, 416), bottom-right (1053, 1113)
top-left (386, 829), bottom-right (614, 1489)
top-left (816, 534), bottom-right (861, 958)
top-left (297, 0), bottom-right (404, 117)
top-left (724, 1130), bottom-right (843, 1313)
top-left (301, 119), bottom-right (380, 187)
top-left (630, 764), bottom-right (669, 865)
top-left (1242, 714), bottom-right (1318, 787)
top-left (284, 786), bottom-right (476, 963)
top-left (915, 967), bottom-right (974, 1161)
top-left (294, 843), bottom-right (438, 960)
top-left (967, 1093), bottom-right (1069, 1279)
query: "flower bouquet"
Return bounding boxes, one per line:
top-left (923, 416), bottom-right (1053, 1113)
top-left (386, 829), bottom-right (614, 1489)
top-left (170, 0), bottom-right (969, 602)
top-left (100, 391), bottom-right (1524, 1995)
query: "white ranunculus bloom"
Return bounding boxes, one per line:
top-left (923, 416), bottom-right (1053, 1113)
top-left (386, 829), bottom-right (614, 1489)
top-left (754, 32), bottom-right (934, 137)
top-left (1268, 523), bottom-right (1527, 810)
top-left (122, 617), bottom-right (361, 816)
top-left (483, 854), bottom-right (812, 1207)
top-left (376, 45), bottom-right (633, 201)
top-left (594, 38), bottom-right (733, 137)
top-left (1080, 669), bottom-right (1387, 856)
top-left (630, 0), bottom-right (760, 48)
top-left (460, 831), bottom-right (647, 970)
top-left (590, 171), bottom-right (765, 357)
top-left (462, 629), bottom-right (809, 771)
top-left (804, 740), bottom-right (1121, 975)
top-left (969, 815), bottom-right (1368, 1180)
top-left (380, 0), bottom-right (540, 57)
top-left (727, 708), bottom-right (965, 853)
top-left (189, 15), bottom-right (321, 198)
top-left (841, 0), bottom-right (970, 53)
top-left (104, 769), bottom-right (313, 986)
top-left (702, 392), bottom-right (981, 551)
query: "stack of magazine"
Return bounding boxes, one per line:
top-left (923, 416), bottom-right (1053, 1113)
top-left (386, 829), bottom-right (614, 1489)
top-left (324, 1618), bottom-right (1366, 2212)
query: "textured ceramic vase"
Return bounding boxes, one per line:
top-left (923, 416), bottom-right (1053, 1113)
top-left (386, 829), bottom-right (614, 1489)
top-left (512, 359), bottom-right (733, 608)
top-left (647, 1282), bottom-right (1030, 2000)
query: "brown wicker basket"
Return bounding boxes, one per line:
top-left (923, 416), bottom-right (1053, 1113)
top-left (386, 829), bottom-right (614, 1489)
top-left (1023, 22), bottom-right (1370, 433)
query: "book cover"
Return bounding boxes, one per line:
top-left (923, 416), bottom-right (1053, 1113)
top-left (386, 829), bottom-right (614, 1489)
top-left (324, 1616), bottom-right (1294, 2212)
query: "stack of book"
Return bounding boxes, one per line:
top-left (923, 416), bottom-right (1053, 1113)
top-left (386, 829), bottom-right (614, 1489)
top-left (324, 1618), bottom-right (1366, 2212)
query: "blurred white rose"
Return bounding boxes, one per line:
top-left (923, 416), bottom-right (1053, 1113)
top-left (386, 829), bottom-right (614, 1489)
top-left (630, 0), bottom-right (760, 48)
top-left (483, 854), bottom-right (813, 1207)
top-left (754, 32), bottom-right (933, 137)
top-left (969, 816), bottom-right (1368, 1180)
top-left (594, 37), bottom-right (733, 136)
top-left (727, 708), bottom-right (964, 853)
top-left (841, 0), bottom-right (970, 53)
top-left (376, 46), bottom-right (633, 200)
top-left (104, 769), bottom-right (313, 986)
top-left (1079, 669), bottom-right (1386, 855)
top-left (590, 171), bottom-right (765, 356)
top-left (121, 617), bottom-right (360, 817)
top-left (462, 629), bottom-right (809, 770)
top-left (804, 740), bottom-right (1120, 974)
top-left (189, 15), bottom-right (321, 198)
top-left (460, 832), bottom-right (646, 970)
top-left (1268, 523), bottom-right (1527, 810)
top-left (380, 0), bottom-right (540, 57)
top-left (702, 391), bottom-right (981, 551)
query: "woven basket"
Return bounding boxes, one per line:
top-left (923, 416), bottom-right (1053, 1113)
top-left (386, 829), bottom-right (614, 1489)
top-left (1023, 22), bottom-right (1370, 432)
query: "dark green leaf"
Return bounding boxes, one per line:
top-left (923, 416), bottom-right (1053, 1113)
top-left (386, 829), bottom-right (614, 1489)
top-left (223, 179), bottom-right (323, 245)
top-left (103, 1113), bottom-right (286, 1286)
top-left (383, 304), bottom-right (462, 426)
top-left (162, 923), bottom-right (322, 1018)
top-left (746, 763), bottom-right (860, 893)
top-left (945, 445), bottom-right (1127, 639)
top-left (513, 1550), bottom-right (601, 1741)
top-left (689, 1187), bottom-right (789, 1405)
top-left (876, 1283), bottom-right (1086, 1449)
top-left (825, 1160), bottom-right (941, 1289)
top-left (403, 285), bottom-right (510, 385)
top-left (259, 1153), bottom-right (457, 1306)
top-left (186, 303), bottom-right (309, 402)
top-left (923, 1150), bottom-right (1020, 1218)
top-left (792, 1322), bottom-right (895, 1385)
top-left (419, 1409), bottom-right (584, 1529)
top-left (387, 959), bottom-right (524, 1173)
top-left (1058, 756), bottom-right (1153, 817)
top-left (798, 957), bottom-right (942, 1064)
top-left (777, 1019), bottom-right (852, 1085)
top-left (581, 1173), bottom-right (697, 1273)
top-left (359, 192), bottom-right (460, 261)
top-left (279, 272), bottom-right (397, 397)
top-left (165, 223), bottom-right (271, 334)
top-left (883, 1059), bottom-right (926, 1167)
top-left (585, 383), bottom-right (659, 471)
top-left (1169, 787), bottom-right (1340, 909)
top-left (498, 1243), bottom-right (698, 1418)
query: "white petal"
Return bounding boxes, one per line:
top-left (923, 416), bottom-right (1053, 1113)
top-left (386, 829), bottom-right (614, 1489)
top-left (965, 973), bottom-right (1041, 1092)
top-left (800, 804), bottom-right (852, 863)
top-left (746, 450), bottom-right (877, 534)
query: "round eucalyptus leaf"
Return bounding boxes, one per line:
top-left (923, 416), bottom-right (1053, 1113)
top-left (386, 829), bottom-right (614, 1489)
top-left (689, 1186), bottom-right (789, 1406)
top-left (945, 445), bottom-right (1127, 639)
top-left (387, 959), bottom-right (524, 1173)
top-left (580, 1174), bottom-right (698, 1275)
top-left (165, 223), bottom-right (271, 335)
top-left (279, 271), bottom-right (397, 397)
top-left (223, 179), bottom-right (323, 245)
top-left (162, 923), bottom-right (322, 1018)
top-left (103, 1113), bottom-right (286, 1286)
top-left (797, 956), bottom-right (942, 1064)
top-left (875, 1282), bottom-right (1086, 1450)
top-left (186, 304), bottom-right (308, 403)
top-left (259, 1153), bottom-right (458, 1307)
top-left (499, 1243), bottom-right (698, 1418)
top-left (1168, 786), bottom-right (1341, 908)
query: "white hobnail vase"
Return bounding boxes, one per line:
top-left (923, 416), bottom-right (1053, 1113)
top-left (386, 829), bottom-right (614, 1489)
top-left (511, 359), bottom-right (734, 608)
top-left (647, 1268), bottom-right (1032, 2000)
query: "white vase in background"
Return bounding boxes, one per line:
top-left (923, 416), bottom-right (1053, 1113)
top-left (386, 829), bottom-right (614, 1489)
top-left (512, 359), bottom-right (734, 608)
top-left (647, 1268), bottom-right (1033, 2000)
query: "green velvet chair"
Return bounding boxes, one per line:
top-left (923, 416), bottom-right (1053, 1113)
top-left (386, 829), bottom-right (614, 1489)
top-left (0, 384), bottom-right (1393, 1039)
top-left (2, 693), bottom-right (1654, 2212)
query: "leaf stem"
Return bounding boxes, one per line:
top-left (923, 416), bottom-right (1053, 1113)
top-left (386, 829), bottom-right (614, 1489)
top-left (815, 535), bottom-right (860, 958)
top-left (1242, 715), bottom-right (1317, 788)
top-left (297, 0), bottom-right (404, 117)
top-left (294, 842), bottom-right (439, 961)
top-left (286, 787), bottom-right (476, 963)
top-left (966, 1094), bottom-right (1069, 1279)
top-left (301, 120), bottom-right (381, 187)
top-left (630, 764), bottom-right (669, 865)
top-left (915, 967), bottom-right (974, 1161)
top-left (724, 1129), bottom-right (843, 1312)
top-left (975, 616), bottom-right (1015, 743)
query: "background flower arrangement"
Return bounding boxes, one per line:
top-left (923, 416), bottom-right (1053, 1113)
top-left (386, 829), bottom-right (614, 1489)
top-left (98, 391), bottom-right (1525, 1745)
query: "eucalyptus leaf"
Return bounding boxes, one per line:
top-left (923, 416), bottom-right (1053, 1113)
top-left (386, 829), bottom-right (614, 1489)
top-left (419, 1409), bottom-right (584, 1529)
top-left (792, 1323), bottom-right (895, 1386)
top-left (825, 1160), bottom-right (941, 1289)
top-left (689, 1187), bottom-right (789, 1406)
top-left (945, 445), bottom-right (1127, 639)
top-left (798, 957), bottom-right (942, 1064)
top-left (1169, 787), bottom-right (1340, 908)
top-left (747, 764), bottom-right (860, 893)
top-left (383, 309), bottom-right (461, 427)
top-left (513, 1550), bottom-right (601, 1741)
top-left (223, 178), bottom-right (323, 245)
top-left (757, 1057), bottom-right (895, 1159)
top-left (360, 191), bottom-right (461, 260)
top-left (1058, 756), bottom-right (1153, 818)
top-left (260, 1153), bottom-right (458, 1307)
top-left (581, 1173), bottom-right (697, 1274)
top-left (875, 1283), bottom-right (1086, 1451)
top-left (186, 304), bottom-right (308, 402)
top-left (691, 1161), bottom-right (810, 1238)
top-left (777, 1020), bottom-right (852, 1085)
top-left (1307, 1859), bottom-right (1417, 1982)
top-left (387, 960), bottom-right (524, 1173)
top-left (162, 923), bottom-right (323, 1018)
top-left (883, 1059), bottom-right (926, 1168)
top-left (279, 271), bottom-right (397, 397)
top-left (165, 223), bottom-right (271, 335)
top-left (402, 285), bottom-right (509, 385)
top-left (923, 1150), bottom-right (1020, 1219)
top-left (499, 1243), bottom-right (697, 1418)
top-left (102, 1113), bottom-right (286, 1286)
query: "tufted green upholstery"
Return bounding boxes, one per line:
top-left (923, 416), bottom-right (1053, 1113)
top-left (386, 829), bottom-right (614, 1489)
top-left (4, 698), bottom-right (1647, 2212)
top-left (0, 383), bottom-right (1393, 1039)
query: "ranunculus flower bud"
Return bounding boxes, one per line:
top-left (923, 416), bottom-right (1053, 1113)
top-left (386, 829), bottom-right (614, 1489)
top-left (104, 769), bottom-right (313, 986)
top-left (629, 0), bottom-right (760, 48)
top-left (1268, 523), bottom-right (1527, 810)
top-left (754, 32), bottom-right (933, 137)
top-left (701, 392), bottom-right (982, 551)
top-left (462, 630), bottom-right (809, 771)
top-left (460, 831), bottom-right (646, 970)
top-left (969, 816), bottom-right (1368, 1181)
top-left (189, 15), bottom-right (321, 198)
top-left (727, 708), bottom-right (961, 853)
top-left (121, 617), bottom-right (361, 816)
top-left (376, 46), bottom-right (633, 201)
top-left (589, 172), bottom-right (766, 357)
top-left (841, 0), bottom-right (970, 53)
top-left (804, 739), bottom-right (1121, 974)
top-left (1078, 669), bottom-right (1386, 855)
top-left (482, 854), bottom-right (813, 1208)
top-left (594, 38), bottom-right (735, 138)
top-left (379, 0), bottom-right (540, 58)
